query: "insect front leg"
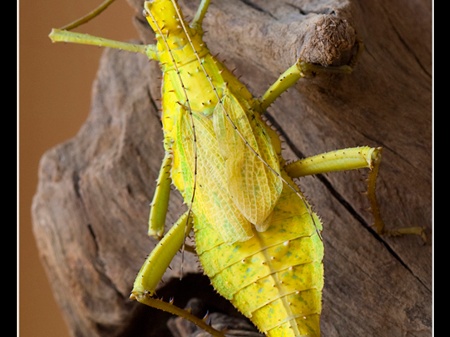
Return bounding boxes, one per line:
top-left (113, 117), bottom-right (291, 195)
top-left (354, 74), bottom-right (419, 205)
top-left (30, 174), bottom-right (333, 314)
top-left (191, 0), bottom-right (211, 29)
top-left (48, 0), bottom-right (160, 60)
top-left (284, 146), bottom-right (426, 241)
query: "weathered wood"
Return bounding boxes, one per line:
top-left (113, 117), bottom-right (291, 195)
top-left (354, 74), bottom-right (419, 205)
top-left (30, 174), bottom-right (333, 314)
top-left (32, 0), bottom-right (432, 336)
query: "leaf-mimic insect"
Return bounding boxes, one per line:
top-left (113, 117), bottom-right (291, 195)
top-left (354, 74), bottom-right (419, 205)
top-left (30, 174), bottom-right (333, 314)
top-left (49, 0), bottom-right (425, 336)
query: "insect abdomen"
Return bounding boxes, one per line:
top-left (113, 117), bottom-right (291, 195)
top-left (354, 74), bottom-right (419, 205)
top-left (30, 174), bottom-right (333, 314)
top-left (195, 173), bottom-right (324, 337)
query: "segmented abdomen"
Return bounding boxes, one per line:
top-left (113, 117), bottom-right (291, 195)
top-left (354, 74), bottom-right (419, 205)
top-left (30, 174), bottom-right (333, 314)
top-left (195, 172), bottom-right (324, 337)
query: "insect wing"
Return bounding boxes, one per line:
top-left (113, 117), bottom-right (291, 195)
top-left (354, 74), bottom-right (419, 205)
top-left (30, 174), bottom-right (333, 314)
top-left (213, 89), bottom-right (283, 230)
top-left (174, 108), bottom-right (255, 243)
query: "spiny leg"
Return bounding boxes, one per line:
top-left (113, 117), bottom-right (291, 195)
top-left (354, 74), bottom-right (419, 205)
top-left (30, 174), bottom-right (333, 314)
top-left (49, 0), bottom-right (159, 60)
top-left (131, 212), bottom-right (225, 337)
top-left (49, 28), bottom-right (159, 59)
top-left (132, 211), bottom-right (193, 298)
top-left (285, 146), bottom-right (426, 241)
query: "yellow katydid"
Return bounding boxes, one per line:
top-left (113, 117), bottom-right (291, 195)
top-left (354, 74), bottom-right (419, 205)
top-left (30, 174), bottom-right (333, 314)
top-left (49, 0), bottom-right (425, 336)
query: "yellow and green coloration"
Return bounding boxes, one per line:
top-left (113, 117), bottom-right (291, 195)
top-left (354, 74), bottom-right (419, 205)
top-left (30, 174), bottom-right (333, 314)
top-left (49, 1), bottom-right (425, 336)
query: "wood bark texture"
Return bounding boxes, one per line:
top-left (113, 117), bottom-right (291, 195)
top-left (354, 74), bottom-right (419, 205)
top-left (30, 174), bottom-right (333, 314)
top-left (32, 0), bottom-right (432, 336)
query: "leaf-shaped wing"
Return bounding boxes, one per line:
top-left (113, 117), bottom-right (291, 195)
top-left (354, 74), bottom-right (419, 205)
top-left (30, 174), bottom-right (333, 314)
top-left (213, 88), bottom-right (283, 229)
top-left (174, 107), bottom-right (254, 243)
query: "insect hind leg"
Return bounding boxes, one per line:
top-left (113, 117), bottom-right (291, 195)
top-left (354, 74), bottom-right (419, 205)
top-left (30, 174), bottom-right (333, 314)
top-left (284, 146), bottom-right (426, 241)
top-left (132, 297), bottom-right (226, 337)
top-left (131, 210), bottom-right (225, 336)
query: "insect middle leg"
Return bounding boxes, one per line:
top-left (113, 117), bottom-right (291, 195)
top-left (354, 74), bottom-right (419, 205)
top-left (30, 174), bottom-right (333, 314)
top-left (148, 152), bottom-right (173, 239)
top-left (284, 146), bottom-right (426, 240)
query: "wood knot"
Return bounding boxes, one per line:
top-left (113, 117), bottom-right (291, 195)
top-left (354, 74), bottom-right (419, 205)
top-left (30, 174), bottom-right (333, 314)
top-left (298, 14), bottom-right (358, 67)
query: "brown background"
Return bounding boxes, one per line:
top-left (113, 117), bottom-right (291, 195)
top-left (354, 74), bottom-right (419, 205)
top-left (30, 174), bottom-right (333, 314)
top-left (19, 1), bottom-right (136, 336)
